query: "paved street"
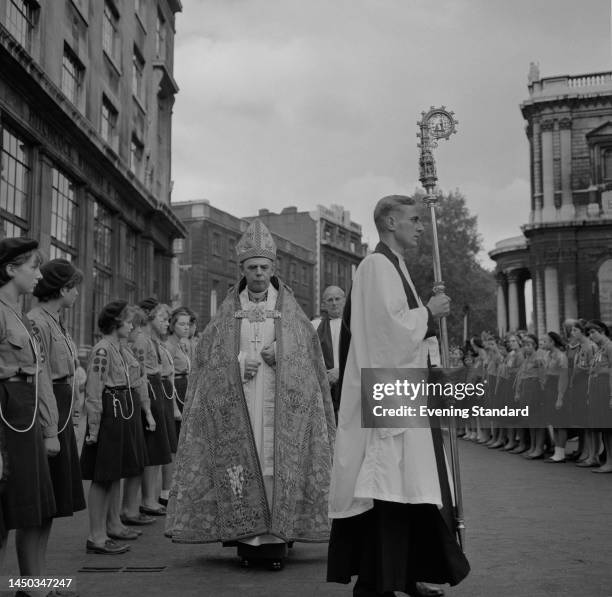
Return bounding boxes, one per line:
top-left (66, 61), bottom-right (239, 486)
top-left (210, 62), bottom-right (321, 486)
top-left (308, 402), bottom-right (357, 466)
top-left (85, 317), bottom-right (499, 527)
top-left (2, 439), bottom-right (611, 597)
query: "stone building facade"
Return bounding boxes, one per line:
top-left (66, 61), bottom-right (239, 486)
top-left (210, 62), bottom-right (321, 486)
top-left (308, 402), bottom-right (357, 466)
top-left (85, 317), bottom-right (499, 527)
top-left (490, 67), bottom-right (612, 335)
top-left (0, 0), bottom-right (184, 354)
top-left (172, 200), bottom-right (316, 327)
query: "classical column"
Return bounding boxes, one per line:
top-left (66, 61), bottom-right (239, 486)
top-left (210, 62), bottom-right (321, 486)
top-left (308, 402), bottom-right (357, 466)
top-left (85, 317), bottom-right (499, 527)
top-left (532, 120), bottom-right (542, 223)
top-left (563, 270), bottom-right (578, 321)
top-left (540, 119), bottom-right (556, 221)
top-left (507, 271), bottom-right (520, 331)
top-left (534, 268), bottom-right (546, 338)
top-left (559, 118), bottom-right (575, 220)
top-left (496, 273), bottom-right (508, 336)
top-left (544, 265), bottom-right (560, 332)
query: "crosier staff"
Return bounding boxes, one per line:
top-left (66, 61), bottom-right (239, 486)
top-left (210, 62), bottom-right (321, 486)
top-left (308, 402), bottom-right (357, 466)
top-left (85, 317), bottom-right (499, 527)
top-left (417, 106), bottom-right (466, 550)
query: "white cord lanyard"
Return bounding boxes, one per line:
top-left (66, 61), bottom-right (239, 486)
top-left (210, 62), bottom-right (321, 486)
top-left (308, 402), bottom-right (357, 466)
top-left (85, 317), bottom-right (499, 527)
top-left (174, 340), bottom-right (191, 406)
top-left (0, 302), bottom-right (39, 433)
top-left (45, 312), bottom-right (77, 435)
top-left (107, 342), bottom-right (135, 420)
top-left (157, 341), bottom-right (177, 401)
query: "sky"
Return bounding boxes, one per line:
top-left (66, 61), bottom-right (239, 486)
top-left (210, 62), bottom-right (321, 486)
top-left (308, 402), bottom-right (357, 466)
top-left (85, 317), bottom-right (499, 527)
top-left (170, 0), bottom-right (612, 267)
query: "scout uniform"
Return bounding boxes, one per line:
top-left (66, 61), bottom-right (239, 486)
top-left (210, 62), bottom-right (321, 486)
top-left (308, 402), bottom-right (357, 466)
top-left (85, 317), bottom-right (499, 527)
top-left (130, 329), bottom-right (172, 466)
top-left (29, 303), bottom-right (86, 517)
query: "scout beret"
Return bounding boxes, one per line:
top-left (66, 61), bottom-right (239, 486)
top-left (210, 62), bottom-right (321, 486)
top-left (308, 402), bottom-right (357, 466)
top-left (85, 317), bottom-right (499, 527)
top-left (0, 237), bottom-right (38, 266)
top-left (33, 259), bottom-right (81, 298)
top-left (98, 300), bottom-right (128, 332)
top-left (586, 319), bottom-right (610, 337)
top-left (139, 297), bottom-right (159, 314)
top-left (547, 331), bottom-right (565, 350)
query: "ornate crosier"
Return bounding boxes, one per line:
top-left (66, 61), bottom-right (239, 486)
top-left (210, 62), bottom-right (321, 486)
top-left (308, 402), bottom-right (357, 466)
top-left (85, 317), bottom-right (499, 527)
top-left (417, 106), bottom-right (465, 550)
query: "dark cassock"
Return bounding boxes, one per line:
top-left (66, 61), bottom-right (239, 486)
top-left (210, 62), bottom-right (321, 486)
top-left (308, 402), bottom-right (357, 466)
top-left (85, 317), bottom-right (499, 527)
top-left (327, 235), bottom-right (470, 596)
top-left (166, 219), bottom-right (336, 568)
top-left (311, 289), bottom-right (344, 419)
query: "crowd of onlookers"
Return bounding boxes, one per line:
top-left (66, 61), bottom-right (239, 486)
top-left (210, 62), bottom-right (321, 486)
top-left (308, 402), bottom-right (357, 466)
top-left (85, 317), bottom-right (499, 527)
top-left (451, 319), bottom-right (612, 473)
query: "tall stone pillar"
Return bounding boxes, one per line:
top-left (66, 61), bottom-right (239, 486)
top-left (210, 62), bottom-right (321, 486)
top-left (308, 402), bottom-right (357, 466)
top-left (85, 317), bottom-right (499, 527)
top-left (563, 270), bottom-right (578, 321)
top-left (507, 271), bottom-right (520, 331)
top-left (541, 119), bottom-right (556, 221)
top-left (544, 265), bottom-right (560, 333)
top-left (559, 118), bottom-right (575, 220)
top-left (534, 268), bottom-right (546, 337)
top-left (496, 273), bottom-right (508, 336)
top-left (532, 120), bottom-right (542, 223)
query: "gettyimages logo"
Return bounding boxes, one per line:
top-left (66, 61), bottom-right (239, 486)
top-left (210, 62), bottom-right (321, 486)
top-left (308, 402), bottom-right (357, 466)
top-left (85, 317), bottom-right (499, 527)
top-left (361, 368), bottom-right (534, 429)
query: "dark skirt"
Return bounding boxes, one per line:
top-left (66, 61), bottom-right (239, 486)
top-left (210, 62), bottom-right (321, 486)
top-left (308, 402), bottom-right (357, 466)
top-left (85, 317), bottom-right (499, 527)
top-left (161, 377), bottom-right (178, 453)
top-left (484, 374), bottom-right (497, 409)
top-left (327, 501), bottom-right (469, 593)
top-left (569, 370), bottom-right (589, 428)
top-left (518, 377), bottom-right (544, 428)
top-left (174, 375), bottom-right (188, 438)
top-left (543, 375), bottom-right (568, 428)
top-left (142, 374), bottom-right (172, 467)
top-left (588, 374), bottom-right (612, 428)
top-left (492, 376), bottom-right (512, 423)
top-left (126, 397), bottom-right (146, 472)
top-left (49, 382), bottom-right (85, 517)
top-left (80, 388), bottom-right (145, 482)
top-left (0, 381), bottom-right (55, 529)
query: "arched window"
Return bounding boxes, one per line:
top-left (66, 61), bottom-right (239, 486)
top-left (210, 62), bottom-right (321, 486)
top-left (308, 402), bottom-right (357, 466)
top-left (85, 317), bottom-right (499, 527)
top-left (598, 259), bottom-right (612, 325)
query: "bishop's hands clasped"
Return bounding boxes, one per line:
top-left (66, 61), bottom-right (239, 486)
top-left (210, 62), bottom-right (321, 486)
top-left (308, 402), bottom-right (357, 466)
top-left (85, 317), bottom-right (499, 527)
top-left (427, 292), bottom-right (451, 319)
top-left (244, 343), bottom-right (276, 381)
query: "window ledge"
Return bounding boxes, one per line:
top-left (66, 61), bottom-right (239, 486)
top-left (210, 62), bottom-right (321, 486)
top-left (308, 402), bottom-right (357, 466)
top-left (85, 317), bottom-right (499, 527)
top-left (103, 50), bottom-right (122, 76)
top-left (133, 94), bottom-right (147, 114)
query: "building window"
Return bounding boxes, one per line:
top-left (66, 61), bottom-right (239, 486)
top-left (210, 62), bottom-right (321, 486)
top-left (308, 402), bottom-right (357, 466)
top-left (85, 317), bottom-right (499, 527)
top-left (301, 265), bottom-right (307, 286)
top-left (212, 233), bottom-right (221, 256)
top-left (50, 167), bottom-right (78, 259)
top-left (350, 240), bottom-right (356, 253)
top-left (155, 9), bottom-right (166, 60)
top-left (102, 1), bottom-right (119, 63)
top-left (94, 201), bottom-right (113, 268)
top-left (173, 238), bottom-right (184, 254)
top-left (228, 237), bottom-right (236, 262)
top-left (290, 262), bottom-right (297, 283)
top-left (0, 219), bottom-right (24, 239)
top-left (210, 281), bottom-right (218, 318)
top-left (5, 0), bottom-right (37, 51)
top-left (93, 201), bottom-right (113, 335)
top-left (0, 127), bottom-right (30, 236)
top-left (602, 148), bottom-right (612, 181)
top-left (100, 96), bottom-right (119, 150)
top-left (324, 225), bottom-right (332, 242)
top-left (125, 227), bottom-right (137, 301)
top-left (130, 136), bottom-right (144, 177)
top-left (61, 45), bottom-right (84, 106)
top-left (132, 46), bottom-right (145, 100)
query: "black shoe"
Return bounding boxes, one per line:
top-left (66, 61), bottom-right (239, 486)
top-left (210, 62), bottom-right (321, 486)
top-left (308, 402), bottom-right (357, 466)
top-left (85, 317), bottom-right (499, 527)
top-left (85, 538), bottom-right (130, 554)
top-left (408, 582), bottom-right (445, 597)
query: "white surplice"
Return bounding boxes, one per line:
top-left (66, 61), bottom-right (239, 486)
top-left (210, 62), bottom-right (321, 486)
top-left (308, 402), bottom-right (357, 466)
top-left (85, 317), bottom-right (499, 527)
top-left (236, 285), bottom-right (284, 546)
top-left (328, 251), bottom-right (443, 519)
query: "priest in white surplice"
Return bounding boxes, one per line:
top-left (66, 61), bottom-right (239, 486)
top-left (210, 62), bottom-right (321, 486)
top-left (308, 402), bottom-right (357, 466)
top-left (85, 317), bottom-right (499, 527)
top-left (166, 220), bottom-right (335, 571)
top-left (326, 195), bottom-right (470, 597)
